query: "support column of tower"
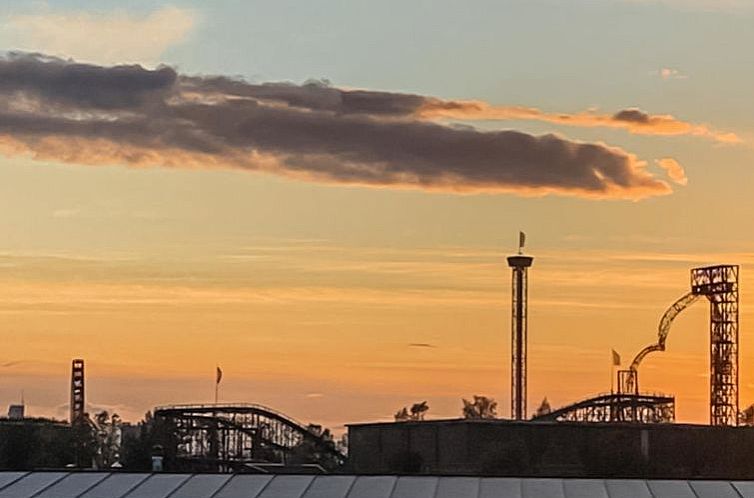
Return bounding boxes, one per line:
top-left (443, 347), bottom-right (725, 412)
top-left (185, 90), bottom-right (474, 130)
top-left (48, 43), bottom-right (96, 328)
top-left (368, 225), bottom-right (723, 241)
top-left (508, 238), bottom-right (533, 421)
top-left (691, 265), bottom-right (739, 426)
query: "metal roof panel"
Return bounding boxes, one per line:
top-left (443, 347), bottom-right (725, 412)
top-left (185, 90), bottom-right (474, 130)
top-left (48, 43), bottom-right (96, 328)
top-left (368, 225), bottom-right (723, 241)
top-left (80, 473), bottom-right (151, 498)
top-left (34, 473), bottom-right (108, 498)
top-left (213, 475), bottom-right (274, 498)
top-left (301, 475), bottom-right (356, 498)
top-left (0, 472), bottom-right (67, 498)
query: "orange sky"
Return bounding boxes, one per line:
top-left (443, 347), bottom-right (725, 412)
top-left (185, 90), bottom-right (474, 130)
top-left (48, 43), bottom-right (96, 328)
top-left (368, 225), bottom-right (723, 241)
top-left (0, 241), bottom-right (750, 431)
top-left (2, 1), bottom-right (754, 433)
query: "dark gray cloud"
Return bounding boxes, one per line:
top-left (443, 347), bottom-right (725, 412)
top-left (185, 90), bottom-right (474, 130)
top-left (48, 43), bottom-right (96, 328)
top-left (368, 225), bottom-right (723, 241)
top-left (612, 109), bottom-right (651, 124)
top-left (181, 75), bottom-right (713, 145)
top-left (0, 53), bottom-right (672, 198)
top-left (181, 76), bottom-right (429, 116)
top-left (0, 53), bottom-right (176, 110)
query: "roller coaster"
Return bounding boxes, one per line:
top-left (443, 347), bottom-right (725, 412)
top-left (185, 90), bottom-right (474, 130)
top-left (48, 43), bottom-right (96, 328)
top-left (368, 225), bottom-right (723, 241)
top-left (617, 292), bottom-right (700, 397)
top-left (154, 404), bottom-right (346, 471)
top-left (152, 266), bottom-right (739, 471)
top-left (532, 393), bottom-right (675, 424)
top-left (539, 265), bottom-right (740, 426)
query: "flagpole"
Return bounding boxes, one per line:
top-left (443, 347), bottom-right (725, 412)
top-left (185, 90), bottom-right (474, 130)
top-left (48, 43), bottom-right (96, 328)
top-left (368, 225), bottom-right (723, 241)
top-left (610, 349), bottom-right (621, 395)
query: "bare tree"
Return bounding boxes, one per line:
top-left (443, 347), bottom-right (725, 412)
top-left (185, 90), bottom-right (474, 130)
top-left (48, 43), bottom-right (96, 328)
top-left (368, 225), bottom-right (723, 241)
top-left (462, 396), bottom-right (497, 419)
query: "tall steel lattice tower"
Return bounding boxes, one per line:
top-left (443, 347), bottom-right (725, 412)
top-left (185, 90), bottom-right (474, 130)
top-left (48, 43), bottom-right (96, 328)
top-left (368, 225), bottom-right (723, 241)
top-left (70, 359), bottom-right (86, 425)
top-left (691, 265), bottom-right (739, 426)
top-left (508, 236), bottom-right (533, 420)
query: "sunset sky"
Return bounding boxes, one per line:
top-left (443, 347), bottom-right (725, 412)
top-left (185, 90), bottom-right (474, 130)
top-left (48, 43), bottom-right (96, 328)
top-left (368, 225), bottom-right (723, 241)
top-left (0, 0), bottom-right (753, 432)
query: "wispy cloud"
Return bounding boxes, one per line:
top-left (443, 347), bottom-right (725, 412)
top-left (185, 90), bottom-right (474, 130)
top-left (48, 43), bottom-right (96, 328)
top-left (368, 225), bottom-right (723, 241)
top-left (2, 244), bottom-right (749, 315)
top-left (656, 158), bottom-right (688, 185)
top-left (0, 6), bottom-right (196, 65)
top-left (420, 103), bottom-right (737, 144)
top-left (52, 208), bottom-right (81, 219)
top-left (655, 67), bottom-right (688, 80)
top-left (0, 53), bottom-right (691, 200)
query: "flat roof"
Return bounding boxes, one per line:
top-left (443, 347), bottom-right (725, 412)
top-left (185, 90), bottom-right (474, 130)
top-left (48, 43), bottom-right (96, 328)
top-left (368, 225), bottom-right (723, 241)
top-left (0, 472), bottom-right (751, 498)
top-left (346, 418), bottom-right (739, 429)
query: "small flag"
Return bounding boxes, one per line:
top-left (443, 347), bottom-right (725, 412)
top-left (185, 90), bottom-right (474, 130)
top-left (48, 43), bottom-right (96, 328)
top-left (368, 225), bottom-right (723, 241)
top-left (611, 349), bottom-right (621, 367)
top-left (519, 231), bottom-right (526, 254)
top-left (216, 366), bottom-right (223, 385)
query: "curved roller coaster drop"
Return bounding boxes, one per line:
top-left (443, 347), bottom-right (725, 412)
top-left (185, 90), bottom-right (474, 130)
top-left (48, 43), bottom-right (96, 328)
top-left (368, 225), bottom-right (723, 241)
top-left (535, 265), bottom-right (740, 426)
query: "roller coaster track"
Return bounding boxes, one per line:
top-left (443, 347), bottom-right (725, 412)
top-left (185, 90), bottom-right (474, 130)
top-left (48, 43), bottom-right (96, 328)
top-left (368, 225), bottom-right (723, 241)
top-left (154, 403), bottom-right (345, 469)
top-left (532, 393), bottom-right (675, 424)
top-left (617, 291), bottom-right (702, 397)
top-left (629, 292), bottom-right (701, 372)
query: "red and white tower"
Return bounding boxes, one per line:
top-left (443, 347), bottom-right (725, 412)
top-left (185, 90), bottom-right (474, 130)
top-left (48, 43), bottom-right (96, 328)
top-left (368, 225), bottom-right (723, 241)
top-left (70, 359), bottom-right (86, 425)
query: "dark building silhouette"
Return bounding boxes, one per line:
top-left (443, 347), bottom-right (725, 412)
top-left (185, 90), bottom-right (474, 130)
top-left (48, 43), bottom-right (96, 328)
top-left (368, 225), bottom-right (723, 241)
top-left (348, 419), bottom-right (754, 479)
top-left (6, 405), bottom-right (23, 420)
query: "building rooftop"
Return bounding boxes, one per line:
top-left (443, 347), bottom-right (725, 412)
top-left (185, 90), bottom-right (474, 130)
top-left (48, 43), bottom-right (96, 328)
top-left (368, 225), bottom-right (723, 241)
top-left (0, 472), bottom-right (751, 498)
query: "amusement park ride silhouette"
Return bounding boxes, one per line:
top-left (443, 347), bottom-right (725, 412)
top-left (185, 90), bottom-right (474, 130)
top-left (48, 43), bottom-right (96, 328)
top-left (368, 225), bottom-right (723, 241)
top-left (153, 404), bottom-right (346, 471)
top-left (535, 265), bottom-right (740, 426)
top-left (66, 243), bottom-right (742, 471)
top-left (149, 264), bottom-right (741, 469)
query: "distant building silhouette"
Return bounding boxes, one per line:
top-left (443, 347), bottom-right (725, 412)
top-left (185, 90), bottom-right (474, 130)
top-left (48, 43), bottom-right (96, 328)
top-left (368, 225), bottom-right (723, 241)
top-left (7, 405), bottom-right (24, 420)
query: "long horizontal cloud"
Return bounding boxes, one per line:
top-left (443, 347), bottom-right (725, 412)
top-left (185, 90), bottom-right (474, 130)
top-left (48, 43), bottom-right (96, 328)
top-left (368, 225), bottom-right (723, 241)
top-left (420, 102), bottom-right (741, 144)
top-left (186, 77), bottom-right (740, 144)
top-left (0, 53), bottom-right (681, 199)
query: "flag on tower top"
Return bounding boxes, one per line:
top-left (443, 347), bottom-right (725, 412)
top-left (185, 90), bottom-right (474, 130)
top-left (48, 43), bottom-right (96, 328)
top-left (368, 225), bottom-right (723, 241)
top-left (216, 366), bottom-right (223, 385)
top-left (519, 231), bottom-right (526, 254)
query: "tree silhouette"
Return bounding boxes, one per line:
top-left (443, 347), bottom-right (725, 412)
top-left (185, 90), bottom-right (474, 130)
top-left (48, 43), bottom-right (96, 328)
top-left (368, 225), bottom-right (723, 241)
top-left (394, 402), bottom-right (429, 421)
top-left (410, 402), bottom-right (429, 421)
top-left (394, 407), bottom-right (410, 422)
top-left (535, 397), bottom-right (552, 418)
top-left (462, 396), bottom-right (497, 419)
